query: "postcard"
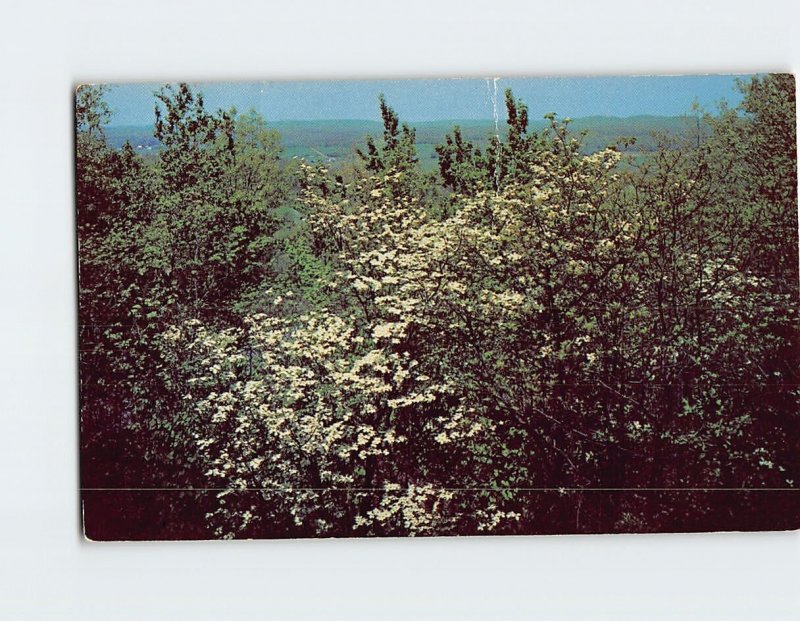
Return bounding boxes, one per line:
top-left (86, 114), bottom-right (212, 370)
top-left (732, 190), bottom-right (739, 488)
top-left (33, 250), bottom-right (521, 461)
top-left (77, 75), bottom-right (798, 540)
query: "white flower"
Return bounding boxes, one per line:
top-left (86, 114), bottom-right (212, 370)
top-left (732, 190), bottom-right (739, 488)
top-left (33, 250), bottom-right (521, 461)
top-left (372, 323), bottom-right (394, 339)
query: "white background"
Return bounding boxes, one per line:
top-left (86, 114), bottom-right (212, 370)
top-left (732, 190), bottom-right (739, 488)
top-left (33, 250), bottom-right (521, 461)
top-left (1, 0), bottom-right (799, 618)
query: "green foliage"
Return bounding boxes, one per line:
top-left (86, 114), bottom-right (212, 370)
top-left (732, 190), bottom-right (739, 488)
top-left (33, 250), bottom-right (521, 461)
top-left (153, 83), bottom-right (235, 198)
top-left (356, 94), bottom-right (419, 173)
top-left (350, 95), bottom-right (441, 208)
top-left (435, 125), bottom-right (489, 195)
top-left (736, 74), bottom-right (797, 290)
top-left (76, 84), bottom-right (112, 137)
top-left (436, 89), bottom-right (588, 194)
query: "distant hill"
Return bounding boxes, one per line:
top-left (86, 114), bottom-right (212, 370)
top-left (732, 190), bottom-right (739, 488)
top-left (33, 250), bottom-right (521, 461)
top-left (105, 116), bottom-right (704, 168)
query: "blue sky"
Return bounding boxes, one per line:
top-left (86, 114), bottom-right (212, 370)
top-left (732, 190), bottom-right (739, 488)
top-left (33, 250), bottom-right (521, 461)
top-left (103, 75), bottom-right (747, 126)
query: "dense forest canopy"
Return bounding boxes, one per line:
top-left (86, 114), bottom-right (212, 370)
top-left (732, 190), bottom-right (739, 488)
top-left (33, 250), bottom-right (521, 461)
top-left (77, 75), bottom-right (799, 540)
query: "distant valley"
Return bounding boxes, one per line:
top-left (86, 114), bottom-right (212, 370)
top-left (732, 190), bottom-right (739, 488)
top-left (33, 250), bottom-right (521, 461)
top-left (105, 115), bottom-right (705, 169)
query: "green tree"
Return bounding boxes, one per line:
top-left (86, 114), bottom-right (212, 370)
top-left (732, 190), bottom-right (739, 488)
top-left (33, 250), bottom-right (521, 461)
top-left (435, 125), bottom-right (490, 195)
top-left (738, 74), bottom-right (797, 290)
top-left (356, 94), bottom-right (419, 173)
top-left (154, 83), bottom-right (235, 198)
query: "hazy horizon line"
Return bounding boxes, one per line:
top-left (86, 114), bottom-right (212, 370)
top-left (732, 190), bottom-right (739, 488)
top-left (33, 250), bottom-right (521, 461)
top-left (105, 112), bottom-right (708, 128)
